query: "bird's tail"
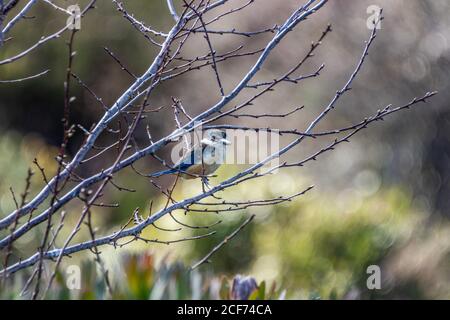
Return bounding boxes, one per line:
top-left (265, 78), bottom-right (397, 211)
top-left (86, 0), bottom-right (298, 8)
top-left (148, 169), bottom-right (177, 178)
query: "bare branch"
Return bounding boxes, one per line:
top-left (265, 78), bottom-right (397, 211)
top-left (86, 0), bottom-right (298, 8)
top-left (166, 0), bottom-right (179, 22)
top-left (190, 214), bottom-right (255, 270)
top-left (0, 69), bottom-right (50, 83)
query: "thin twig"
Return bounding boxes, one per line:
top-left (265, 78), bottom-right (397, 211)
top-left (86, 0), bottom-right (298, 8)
top-left (190, 214), bottom-right (255, 270)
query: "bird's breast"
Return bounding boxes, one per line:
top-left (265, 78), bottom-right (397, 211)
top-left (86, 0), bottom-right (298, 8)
top-left (183, 163), bottom-right (220, 179)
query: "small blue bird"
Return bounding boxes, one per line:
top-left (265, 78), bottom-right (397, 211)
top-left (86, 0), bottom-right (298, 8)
top-left (149, 129), bottom-right (231, 180)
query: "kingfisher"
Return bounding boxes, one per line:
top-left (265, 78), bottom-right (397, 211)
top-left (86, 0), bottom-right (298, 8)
top-left (149, 129), bottom-right (231, 181)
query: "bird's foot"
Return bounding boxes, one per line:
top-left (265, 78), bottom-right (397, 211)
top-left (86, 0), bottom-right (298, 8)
top-left (201, 176), bottom-right (222, 199)
top-left (201, 176), bottom-right (212, 190)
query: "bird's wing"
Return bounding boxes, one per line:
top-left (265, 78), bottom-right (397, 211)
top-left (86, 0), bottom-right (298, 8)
top-left (149, 144), bottom-right (204, 178)
top-left (173, 144), bottom-right (204, 170)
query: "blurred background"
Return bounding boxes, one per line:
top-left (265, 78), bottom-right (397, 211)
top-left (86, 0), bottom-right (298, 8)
top-left (0, 0), bottom-right (449, 299)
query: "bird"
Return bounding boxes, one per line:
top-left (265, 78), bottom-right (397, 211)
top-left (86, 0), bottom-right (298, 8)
top-left (149, 129), bottom-right (231, 181)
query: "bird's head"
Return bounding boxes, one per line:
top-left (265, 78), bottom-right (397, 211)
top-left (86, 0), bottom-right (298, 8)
top-left (201, 129), bottom-right (231, 147)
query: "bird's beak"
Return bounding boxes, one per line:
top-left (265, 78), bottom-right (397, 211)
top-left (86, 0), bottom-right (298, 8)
top-left (220, 138), bottom-right (231, 145)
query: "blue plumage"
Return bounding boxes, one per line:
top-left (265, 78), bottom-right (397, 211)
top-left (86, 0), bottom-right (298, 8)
top-left (148, 129), bottom-right (230, 179)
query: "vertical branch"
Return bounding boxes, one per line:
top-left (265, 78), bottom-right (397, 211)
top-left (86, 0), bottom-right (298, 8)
top-left (185, 1), bottom-right (225, 96)
top-left (2, 169), bottom-right (34, 284)
top-left (32, 29), bottom-right (78, 300)
top-left (84, 201), bottom-right (113, 297)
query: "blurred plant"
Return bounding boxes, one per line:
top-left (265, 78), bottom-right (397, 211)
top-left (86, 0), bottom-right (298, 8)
top-left (0, 251), bottom-right (283, 300)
